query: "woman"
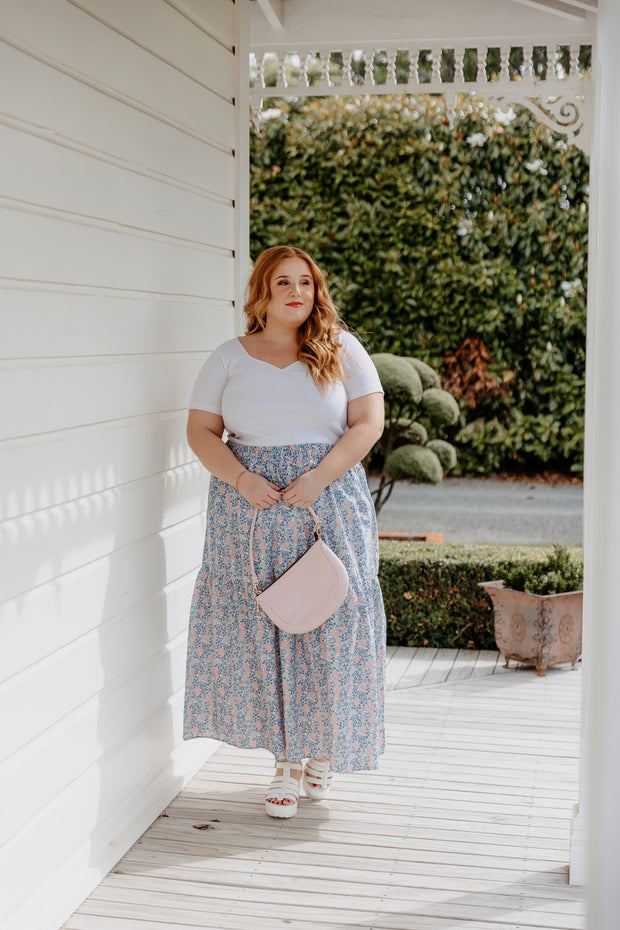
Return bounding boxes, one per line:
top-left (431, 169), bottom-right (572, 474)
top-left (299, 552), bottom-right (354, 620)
top-left (183, 245), bottom-right (386, 818)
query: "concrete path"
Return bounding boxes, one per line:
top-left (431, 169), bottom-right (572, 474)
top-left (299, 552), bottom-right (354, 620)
top-left (373, 476), bottom-right (583, 546)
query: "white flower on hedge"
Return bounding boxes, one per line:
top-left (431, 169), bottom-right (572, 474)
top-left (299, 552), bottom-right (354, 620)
top-left (466, 132), bottom-right (486, 147)
top-left (555, 139), bottom-right (568, 152)
top-left (261, 108), bottom-right (284, 122)
top-left (560, 278), bottom-right (583, 299)
top-left (524, 159), bottom-right (548, 176)
top-left (457, 217), bottom-right (474, 237)
top-left (494, 107), bottom-right (516, 125)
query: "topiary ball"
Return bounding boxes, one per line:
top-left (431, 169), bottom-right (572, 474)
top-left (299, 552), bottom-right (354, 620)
top-left (426, 439), bottom-right (457, 473)
top-left (385, 444), bottom-right (443, 485)
top-left (421, 388), bottom-right (460, 426)
top-left (405, 357), bottom-right (441, 390)
top-left (372, 353), bottom-right (424, 407)
top-left (394, 417), bottom-right (428, 446)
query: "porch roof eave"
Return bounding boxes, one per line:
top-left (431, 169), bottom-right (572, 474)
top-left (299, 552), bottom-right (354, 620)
top-left (250, 0), bottom-right (597, 50)
top-left (248, 0), bottom-right (596, 153)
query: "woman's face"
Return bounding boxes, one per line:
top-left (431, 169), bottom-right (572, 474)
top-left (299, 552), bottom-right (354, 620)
top-left (265, 257), bottom-right (315, 331)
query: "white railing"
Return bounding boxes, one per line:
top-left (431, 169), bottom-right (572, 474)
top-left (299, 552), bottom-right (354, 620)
top-left (250, 42), bottom-right (593, 151)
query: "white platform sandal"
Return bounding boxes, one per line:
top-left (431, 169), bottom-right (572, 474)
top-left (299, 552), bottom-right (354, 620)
top-left (265, 762), bottom-right (302, 818)
top-left (302, 758), bottom-right (335, 800)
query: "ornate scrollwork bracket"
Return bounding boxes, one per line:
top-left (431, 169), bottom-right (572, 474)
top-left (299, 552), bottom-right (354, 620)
top-left (487, 94), bottom-right (591, 153)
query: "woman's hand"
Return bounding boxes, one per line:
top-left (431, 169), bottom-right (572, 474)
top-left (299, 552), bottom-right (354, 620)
top-left (281, 469), bottom-right (328, 509)
top-left (237, 471), bottom-right (282, 509)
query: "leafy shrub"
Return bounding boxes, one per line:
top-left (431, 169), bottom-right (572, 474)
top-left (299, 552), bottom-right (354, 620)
top-left (250, 95), bottom-right (588, 476)
top-left (379, 541), bottom-right (583, 648)
top-left (499, 542), bottom-right (583, 594)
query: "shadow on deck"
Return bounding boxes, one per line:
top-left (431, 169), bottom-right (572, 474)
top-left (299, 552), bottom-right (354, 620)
top-left (64, 648), bottom-right (584, 930)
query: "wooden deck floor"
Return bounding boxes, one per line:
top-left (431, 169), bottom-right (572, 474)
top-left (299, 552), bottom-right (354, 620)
top-left (64, 649), bottom-right (584, 930)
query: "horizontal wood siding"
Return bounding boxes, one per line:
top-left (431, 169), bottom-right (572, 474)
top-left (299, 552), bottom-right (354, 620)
top-left (0, 1), bottom-right (243, 929)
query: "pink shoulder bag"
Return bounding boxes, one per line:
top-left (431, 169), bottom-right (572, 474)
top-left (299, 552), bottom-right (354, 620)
top-left (249, 506), bottom-right (349, 634)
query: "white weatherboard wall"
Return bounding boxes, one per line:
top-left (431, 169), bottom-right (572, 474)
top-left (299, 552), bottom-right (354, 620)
top-left (0, 2), bottom-right (248, 929)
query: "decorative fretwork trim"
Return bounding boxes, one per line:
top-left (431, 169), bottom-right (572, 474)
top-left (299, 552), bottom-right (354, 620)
top-left (249, 42), bottom-right (593, 152)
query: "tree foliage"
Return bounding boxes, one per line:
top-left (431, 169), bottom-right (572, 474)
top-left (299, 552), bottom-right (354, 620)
top-left (250, 94), bottom-right (588, 476)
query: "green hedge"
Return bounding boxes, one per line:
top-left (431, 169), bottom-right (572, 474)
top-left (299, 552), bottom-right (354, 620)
top-left (379, 541), bottom-right (583, 649)
top-left (250, 95), bottom-right (588, 476)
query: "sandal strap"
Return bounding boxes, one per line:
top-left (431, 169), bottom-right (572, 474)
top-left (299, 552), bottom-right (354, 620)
top-left (266, 763), bottom-right (302, 803)
top-left (305, 759), bottom-right (332, 788)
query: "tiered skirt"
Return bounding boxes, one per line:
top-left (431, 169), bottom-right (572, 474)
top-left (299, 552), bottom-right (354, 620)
top-left (183, 441), bottom-right (386, 772)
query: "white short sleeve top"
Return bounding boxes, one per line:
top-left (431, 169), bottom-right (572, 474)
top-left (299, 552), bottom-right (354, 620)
top-left (189, 331), bottom-right (383, 447)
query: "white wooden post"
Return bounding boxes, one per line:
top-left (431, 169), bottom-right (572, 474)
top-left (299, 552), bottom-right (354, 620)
top-left (235, 0), bottom-right (251, 333)
top-left (570, 2), bottom-right (620, 923)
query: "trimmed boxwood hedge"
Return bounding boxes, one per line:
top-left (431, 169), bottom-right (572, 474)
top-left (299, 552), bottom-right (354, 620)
top-left (379, 541), bottom-right (583, 649)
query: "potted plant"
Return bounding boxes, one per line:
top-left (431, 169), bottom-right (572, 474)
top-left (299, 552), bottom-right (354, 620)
top-left (479, 544), bottom-right (583, 677)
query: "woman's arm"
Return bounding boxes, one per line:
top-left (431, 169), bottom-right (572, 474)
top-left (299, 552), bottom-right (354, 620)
top-left (187, 409), bottom-right (282, 509)
top-left (280, 392), bottom-right (384, 508)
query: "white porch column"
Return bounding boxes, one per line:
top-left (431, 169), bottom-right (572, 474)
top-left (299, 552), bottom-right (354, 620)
top-left (570, 0), bottom-right (620, 923)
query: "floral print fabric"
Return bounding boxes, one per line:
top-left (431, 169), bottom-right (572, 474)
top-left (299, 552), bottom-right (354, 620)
top-left (183, 441), bottom-right (386, 773)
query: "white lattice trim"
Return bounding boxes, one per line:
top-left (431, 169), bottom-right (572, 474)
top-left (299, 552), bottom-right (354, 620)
top-left (249, 42), bottom-right (593, 151)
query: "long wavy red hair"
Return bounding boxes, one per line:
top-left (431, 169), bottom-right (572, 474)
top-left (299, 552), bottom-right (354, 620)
top-left (244, 246), bottom-right (346, 388)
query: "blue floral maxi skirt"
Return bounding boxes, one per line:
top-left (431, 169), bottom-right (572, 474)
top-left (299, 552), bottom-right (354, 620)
top-left (183, 441), bottom-right (386, 773)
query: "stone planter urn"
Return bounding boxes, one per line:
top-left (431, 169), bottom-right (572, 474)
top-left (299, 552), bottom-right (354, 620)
top-left (478, 580), bottom-right (583, 677)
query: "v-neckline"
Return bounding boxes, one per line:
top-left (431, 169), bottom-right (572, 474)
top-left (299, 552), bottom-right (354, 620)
top-left (237, 337), bottom-right (301, 371)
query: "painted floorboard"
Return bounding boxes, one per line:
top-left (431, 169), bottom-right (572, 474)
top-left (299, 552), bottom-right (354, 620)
top-left (63, 649), bottom-right (584, 930)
